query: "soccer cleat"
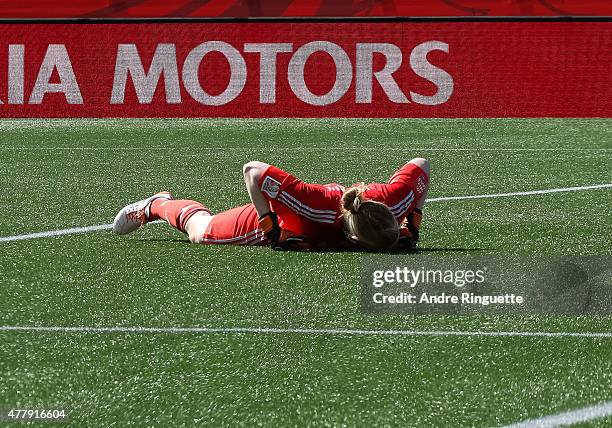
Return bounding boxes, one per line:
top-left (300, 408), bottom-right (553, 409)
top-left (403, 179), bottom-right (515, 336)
top-left (112, 191), bottom-right (173, 235)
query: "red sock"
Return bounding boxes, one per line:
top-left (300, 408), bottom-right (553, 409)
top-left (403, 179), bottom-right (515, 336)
top-left (150, 199), bottom-right (210, 232)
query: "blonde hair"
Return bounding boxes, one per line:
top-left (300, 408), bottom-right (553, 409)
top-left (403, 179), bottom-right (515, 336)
top-left (341, 185), bottom-right (399, 250)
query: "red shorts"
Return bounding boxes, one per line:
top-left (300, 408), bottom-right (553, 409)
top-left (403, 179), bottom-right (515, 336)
top-left (201, 204), bottom-right (268, 246)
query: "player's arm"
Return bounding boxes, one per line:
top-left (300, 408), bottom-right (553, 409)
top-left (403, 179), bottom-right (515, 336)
top-left (243, 161), bottom-right (308, 250)
top-left (383, 158), bottom-right (430, 250)
top-left (243, 161), bottom-right (272, 217)
top-left (243, 161), bottom-right (282, 243)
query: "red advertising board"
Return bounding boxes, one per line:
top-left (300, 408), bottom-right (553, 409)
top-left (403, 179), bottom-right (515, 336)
top-left (0, 22), bottom-right (609, 117)
top-left (0, 0), bottom-right (610, 18)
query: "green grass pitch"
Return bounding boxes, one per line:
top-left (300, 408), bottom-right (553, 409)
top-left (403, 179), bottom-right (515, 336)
top-left (0, 118), bottom-right (611, 427)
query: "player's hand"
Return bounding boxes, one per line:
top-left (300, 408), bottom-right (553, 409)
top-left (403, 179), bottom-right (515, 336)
top-left (272, 233), bottom-right (310, 251)
top-left (258, 212), bottom-right (310, 251)
top-left (396, 226), bottom-right (418, 250)
top-left (396, 208), bottom-right (422, 251)
top-left (258, 211), bottom-right (281, 244)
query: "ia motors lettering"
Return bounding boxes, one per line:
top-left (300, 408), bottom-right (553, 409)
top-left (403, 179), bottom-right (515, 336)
top-left (111, 41), bottom-right (453, 106)
top-left (0, 41), bottom-right (452, 106)
top-left (1, 44), bottom-right (83, 105)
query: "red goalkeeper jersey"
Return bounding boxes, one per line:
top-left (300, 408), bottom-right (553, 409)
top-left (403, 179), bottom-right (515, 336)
top-left (257, 162), bottom-right (429, 245)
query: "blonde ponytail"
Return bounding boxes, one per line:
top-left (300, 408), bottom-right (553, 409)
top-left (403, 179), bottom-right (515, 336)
top-left (341, 185), bottom-right (399, 250)
top-left (341, 185), bottom-right (366, 214)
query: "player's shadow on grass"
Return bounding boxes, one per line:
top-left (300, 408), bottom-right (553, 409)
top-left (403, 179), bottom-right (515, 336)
top-left (136, 239), bottom-right (490, 253)
top-left (413, 247), bottom-right (490, 253)
top-left (312, 247), bottom-right (490, 254)
top-left (136, 238), bottom-right (191, 243)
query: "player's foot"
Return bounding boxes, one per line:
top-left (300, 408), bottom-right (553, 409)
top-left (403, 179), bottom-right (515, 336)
top-left (113, 191), bottom-right (173, 235)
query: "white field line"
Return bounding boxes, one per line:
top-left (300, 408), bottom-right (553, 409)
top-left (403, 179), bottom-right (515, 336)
top-left (499, 400), bottom-right (612, 427)
top-left (0, 223), bottom-right (113, 243)
top-left (427, 183), bottom-right (612, 202)
top-left (1, 147), bottom-right (611, 151)
top-left (0, 184), bottom-right (611, 244)
top-left (0, 220), bottom-right (163, 243)
top-left (1, 325), bottom-right (612, 338)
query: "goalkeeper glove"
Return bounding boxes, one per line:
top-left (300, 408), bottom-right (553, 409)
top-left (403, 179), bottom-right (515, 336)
top-left (271, 233), bottom-right (310, 251)
top-left (258, 212), bottom-right (310, 251)
top-left (396, 208), bottom-right (423, 250)
top-left (258, 211), bottom-right (281, 244)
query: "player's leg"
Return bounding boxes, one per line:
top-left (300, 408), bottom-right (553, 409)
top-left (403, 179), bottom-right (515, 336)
top-left (149, 197), bottom-right (211, 235)
top-left (113, 192), bottom-right (266, 246)
top-left (112, 191), bottom-right (211, 237)
top-left (188, 204), bottom-right (267, 246)
top-left (183, 212), bottom-right (213, 244)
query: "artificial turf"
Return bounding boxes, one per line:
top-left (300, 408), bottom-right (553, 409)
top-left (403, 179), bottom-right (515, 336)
top-left (0, 118), bottom-right (611, 427)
